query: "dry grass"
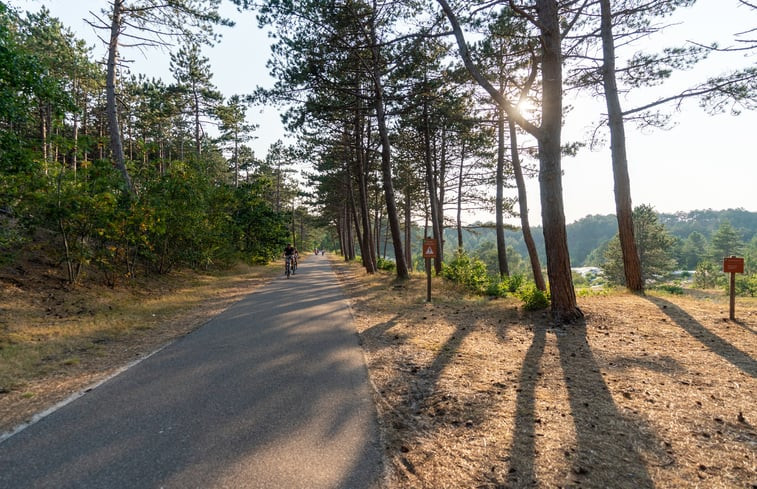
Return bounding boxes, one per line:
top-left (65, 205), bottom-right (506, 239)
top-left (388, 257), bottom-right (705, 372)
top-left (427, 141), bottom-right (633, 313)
top-left (330, 257), bottom-right (757, 489)
top-left (0, 259), bottom-right (281, 432)
top-left (1, 252), bottom-right (755, 489)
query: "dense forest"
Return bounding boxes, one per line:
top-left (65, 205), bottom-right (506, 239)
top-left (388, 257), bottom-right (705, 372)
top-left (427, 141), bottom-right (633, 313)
top-left (1, 1), bottom-right (755, 318)
top-left (0, 2), bottom-right (308, 287)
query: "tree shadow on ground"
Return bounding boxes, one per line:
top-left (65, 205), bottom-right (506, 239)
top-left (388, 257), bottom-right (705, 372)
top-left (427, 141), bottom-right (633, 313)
top-left (645, 296), bottom-right (757, 378)
top-left (504, 317), bottom-right (662, 489)
top-left (502, 320), bottom-right (546, 488)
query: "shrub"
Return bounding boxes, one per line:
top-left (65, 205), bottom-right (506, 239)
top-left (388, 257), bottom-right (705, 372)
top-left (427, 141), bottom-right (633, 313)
top-left (518, 283), bottom-right (550, 311)
top-left (506, 273), bottom-right (525, 293)
top-left (654, 283), bottom-right (684, 295)
top-left (732, 274), bottom-right (757, 297)
top-left (576, 287), bottom-right (609, 298)
top-left (377, 257), bottom-right (396, 271)
top-left (483, 273), bottom-right (526, 298)
top-left (485, 279), bottom-right (508, 297)
top-left (441, 252), bottom-right (490, 294)
top-left (694, 261), bottom-right (718, 289)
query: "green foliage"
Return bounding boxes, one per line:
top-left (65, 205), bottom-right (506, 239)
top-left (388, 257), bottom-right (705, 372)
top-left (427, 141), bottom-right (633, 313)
top-left (660, 209), bottom-right (757, 243)
top-left (517, 283), bottom-right (550, 311)
top-left (482, 273), bottom-right (525, 297)
top-left (376, 257), bottom-right (396, 271)
top-left (505, 273), bottom-right (525, 293)
top-left (653, 283), bottom-right (685, 295)
top-left (602, 204), bottom-right (676, 286)
top-left (0, 4), bottom-right (304, 285)
top-left (677, 231), bottom-right (707, 270)
top-left (709, 220), bottom-right (744, 261)
top-left (441, 252), bottom-right (490, 294)
top-left (440, 251), bottom-right (552, 311)
top-left (484, 280), bottom-right (507, 297)
top-left (733, 274), bottom-right (757, 297)
top-left (576, 287), bottom-right (609, 298)
top-left (567, 214), bottom-right (619, 266)
top-left (745, 236), bottom-right (757, 275)
top-left (693, 260), bottom-right (719, 289)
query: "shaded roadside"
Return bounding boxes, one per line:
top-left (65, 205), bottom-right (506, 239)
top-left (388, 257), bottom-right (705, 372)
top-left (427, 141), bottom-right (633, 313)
top-left (0, 255), bottom-right (383, 489)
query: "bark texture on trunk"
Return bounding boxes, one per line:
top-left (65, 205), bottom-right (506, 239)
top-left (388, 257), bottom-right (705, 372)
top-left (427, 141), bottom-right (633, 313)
top-left (106, 0), bottom-right (133, 194)
top-left (509, 119), bottom-right (546, 291)
top-left (600, 0), bottom-right (644, 292)
top-left (496, 106), bottom-right (510, 278)
top-left (536, 0), bottom-right (582, 322)
top-left (370, 10), bottom-right (408, 279)
top-left (438, 0), bottom-right (581, 322)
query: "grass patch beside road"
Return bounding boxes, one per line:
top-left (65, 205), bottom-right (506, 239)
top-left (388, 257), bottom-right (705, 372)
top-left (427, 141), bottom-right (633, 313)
top-left (0, 261), bottom-right (280, 429)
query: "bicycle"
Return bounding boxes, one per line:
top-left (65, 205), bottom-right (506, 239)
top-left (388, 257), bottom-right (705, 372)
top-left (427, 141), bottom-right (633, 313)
top-left (285, 255), bottom-right (293, 278)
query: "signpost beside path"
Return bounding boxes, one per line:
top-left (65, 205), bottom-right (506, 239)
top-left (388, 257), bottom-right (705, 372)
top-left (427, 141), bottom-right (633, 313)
top-left (723, 256), bottom-right (745, 320)
top-left (423, 238), bottom-right (437, 302)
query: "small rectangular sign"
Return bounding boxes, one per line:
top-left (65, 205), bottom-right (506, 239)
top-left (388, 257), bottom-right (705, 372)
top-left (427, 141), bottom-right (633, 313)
top-left (422, 239), bottom-right (437, 258)
top-left (723, 256), bottom-right (744, 274)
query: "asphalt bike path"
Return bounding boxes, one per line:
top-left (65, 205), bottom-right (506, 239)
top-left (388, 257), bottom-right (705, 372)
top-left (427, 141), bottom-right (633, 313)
top-left (0, 254), bottom-right (383, 488)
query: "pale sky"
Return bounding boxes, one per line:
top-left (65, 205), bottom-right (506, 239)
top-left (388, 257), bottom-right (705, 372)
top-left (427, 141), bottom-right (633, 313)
top-left (8, 0), bottom-right (757, 225)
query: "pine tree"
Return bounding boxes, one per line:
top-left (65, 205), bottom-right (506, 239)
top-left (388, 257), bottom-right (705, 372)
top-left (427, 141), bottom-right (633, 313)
top-left (603, 204), bottom-right (675, 285)
top-left (709, 221), bottom-right (744, 261)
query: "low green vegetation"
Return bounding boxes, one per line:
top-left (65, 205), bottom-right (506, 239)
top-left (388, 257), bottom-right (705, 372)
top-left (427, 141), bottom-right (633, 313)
top-left (439, 252), bottom-right (549, 310)
top-left (444, 207), bottom-right (757, 298)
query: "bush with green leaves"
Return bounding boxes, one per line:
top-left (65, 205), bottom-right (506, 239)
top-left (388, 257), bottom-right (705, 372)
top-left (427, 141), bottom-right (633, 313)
top-left (505, 273), bottom-right (525, 293)
top-left (376, 257), bottom-right (396, 271)
top-left (441, 252), bottom-right (490, 294)
top-left (484, 273), bottom-right (526, 297)
top-left (517, 283), bottom-right (550, 311)
top-left (653, 283), bottom-right (685, 295)
top-left (485, 279), bottom-right (508, 297)
top-left (694, 260), bottom-right (719, 289)
top-left (732, 274), bottom-right (757, 297)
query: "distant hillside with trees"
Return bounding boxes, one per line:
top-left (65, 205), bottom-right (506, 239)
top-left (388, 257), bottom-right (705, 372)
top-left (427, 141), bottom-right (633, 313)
top-left (449, 208), bottom-right (757, 271)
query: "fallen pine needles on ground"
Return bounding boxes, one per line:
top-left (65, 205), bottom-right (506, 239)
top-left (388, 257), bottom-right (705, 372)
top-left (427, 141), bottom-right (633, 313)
top-left (330, 257), bottom-right (757, 489)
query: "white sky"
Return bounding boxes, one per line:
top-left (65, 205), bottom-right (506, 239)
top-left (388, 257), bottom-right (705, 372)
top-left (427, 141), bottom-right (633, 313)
top-left (7, 0), bottom-right (757, 225)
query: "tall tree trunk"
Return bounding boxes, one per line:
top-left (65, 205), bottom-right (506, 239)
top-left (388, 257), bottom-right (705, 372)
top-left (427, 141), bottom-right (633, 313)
top-left (194, 88), bottom-right (202, 157)
top-left (496, 106), bottom-right (510, 277)
top-left (234, 132), bottom-right (239, 187)
top-left (344, 204), bottom-right (355, 261)
top-left (355, 102), bottom-right (377, 273)
top-left (436, 127), bottom-right (447, 274)
top-left (106, 0), bottom-right (133, 194)
top-left (537, 0), bottom-right (581, 322)
top-left (422, 94), bottom-right (442, 275)
top-left (456, 139), bottom-right (465, 252)
top-left (600, 0), bottom-right (643, 292)
top-left (347, 138), bottom-right (373, 273)
top-left (369, 9), bottom-right (408, 279)
top-left (72, 78), bottom-right (79, 180)
top-left (336, 215), bottom-right (345, 259)
top-left (404, 187), bottom-right (413, 270)
top-left (509, 119), bottom-right (546, 291)
top-left (349, 187), bottom-right (366, 266)
top-left (438, 0), bottom-right (580, 322)
top-left (40, 107), bottom-right (48, 175)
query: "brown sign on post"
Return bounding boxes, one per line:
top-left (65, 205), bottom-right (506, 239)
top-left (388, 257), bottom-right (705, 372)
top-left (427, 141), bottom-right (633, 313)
top-left (422, 239), bottom-right (437, 258)
top-left (723, 256), bottom-right (745, 274)
top-left (723, 256), bottom-right (745, 321)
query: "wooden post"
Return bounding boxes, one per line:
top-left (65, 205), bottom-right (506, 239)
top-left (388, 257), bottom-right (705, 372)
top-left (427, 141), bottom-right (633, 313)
top-left (422, 237), bottom-right (437, 303)
top-left (723, 256), bottom-right (744, 321)
top-left (425, 257), bottom-right (432, 302)
top-left (729, 271), bottom-right (736, 321)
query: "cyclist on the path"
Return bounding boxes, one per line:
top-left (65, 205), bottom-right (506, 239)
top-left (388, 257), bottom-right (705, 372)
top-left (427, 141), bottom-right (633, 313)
top-left (284, 244), bottom-right (297, 276)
